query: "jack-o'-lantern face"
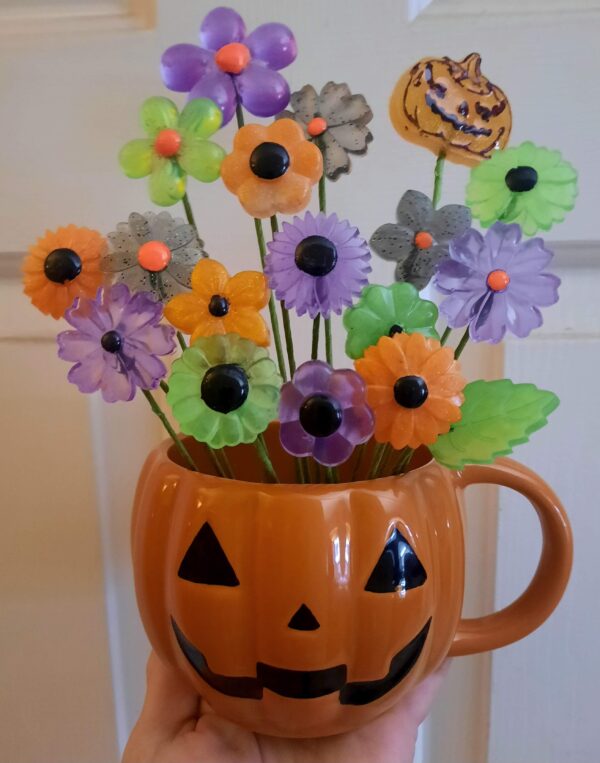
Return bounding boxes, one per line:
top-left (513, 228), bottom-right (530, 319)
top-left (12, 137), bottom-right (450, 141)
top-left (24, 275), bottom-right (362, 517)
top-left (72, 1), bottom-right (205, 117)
top-left (132, 435), bottom-right (465, 737)
top-left (390, 53), bottom-right (512, 166)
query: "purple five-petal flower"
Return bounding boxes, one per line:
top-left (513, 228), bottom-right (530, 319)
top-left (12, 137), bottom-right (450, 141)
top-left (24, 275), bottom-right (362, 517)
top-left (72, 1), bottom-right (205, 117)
top-left (160, 6), bottom-right (297, 126)
top-left (435, 222), bottom-right (560, 344)
top-left (57, 284), bottom-right (175, 403)
top-left (279, 360), bottom-right (374, 467)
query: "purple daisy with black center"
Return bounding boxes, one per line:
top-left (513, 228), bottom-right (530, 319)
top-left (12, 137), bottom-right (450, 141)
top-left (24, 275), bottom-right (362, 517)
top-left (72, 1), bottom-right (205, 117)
top-left (57, 283), bottom-right (175, 403)
top-left (279, 360), bottom-right (374, 466)
top-left (265, 211), bottom-right (371, 318)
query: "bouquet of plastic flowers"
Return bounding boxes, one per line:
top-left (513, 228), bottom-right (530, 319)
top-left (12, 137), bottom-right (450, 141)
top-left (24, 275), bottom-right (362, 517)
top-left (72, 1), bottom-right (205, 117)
top-left (23, 7), bottom-right (577, 484)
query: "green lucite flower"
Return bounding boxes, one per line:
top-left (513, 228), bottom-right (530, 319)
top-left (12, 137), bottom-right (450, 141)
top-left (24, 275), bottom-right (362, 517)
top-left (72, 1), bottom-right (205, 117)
top-left (430, 379), bottom-right (559, 469)
top-left (466, 141), bottom-right (577, 236)
top-left (119, 96), bottom-right (226, 207)
top-left (167, 334), bottom-right (282, 449)
top-left (343, 282), bottom-right (439, 360)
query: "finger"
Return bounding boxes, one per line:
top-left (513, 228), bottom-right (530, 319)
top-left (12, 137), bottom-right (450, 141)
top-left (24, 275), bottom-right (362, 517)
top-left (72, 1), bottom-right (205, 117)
top-left (402, 658), bottom-right (451, 725)
top-left (137, 651), bottom-right (200, 739)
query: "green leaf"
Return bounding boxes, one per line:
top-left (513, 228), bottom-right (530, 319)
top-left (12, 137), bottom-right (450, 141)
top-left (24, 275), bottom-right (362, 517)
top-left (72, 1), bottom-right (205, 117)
top-left (430, 379), bottom-right (559, 469)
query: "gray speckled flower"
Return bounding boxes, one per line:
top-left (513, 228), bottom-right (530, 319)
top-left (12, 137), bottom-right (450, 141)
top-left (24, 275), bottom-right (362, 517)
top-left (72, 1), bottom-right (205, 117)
top-left (370, 190), bottom-right (472, 290)
top-left (277, 81), bottom-right (373, 180)
top-left (101, 211), bottom-right (207, 302)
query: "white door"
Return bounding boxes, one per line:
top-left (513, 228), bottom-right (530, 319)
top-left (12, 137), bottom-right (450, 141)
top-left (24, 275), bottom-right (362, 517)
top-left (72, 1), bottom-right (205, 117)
top-left (1, 1), bottom-right (597, 761)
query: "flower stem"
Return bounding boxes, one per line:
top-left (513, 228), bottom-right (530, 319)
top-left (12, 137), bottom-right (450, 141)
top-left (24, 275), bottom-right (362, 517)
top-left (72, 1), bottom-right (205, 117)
top-left (392, 447), bottom-right (413, 476)
top-left (159, 379), bottom-right (169, 394)
top-left (141, 389), bottom-right (200, 473)
top-left (440, 326), bottom-right (452, 346)
top-left (318, 173), bottom-right (327, 213)
top-left (432, 152), bottom-right (446, 209)
top-left (270, 215), bottom-right (296, 377)
top-left (351, 442), bottom-right (367, 481)
top-left (253, 217), bottom-right (287, 381)
top-left (324, 316), bottom-right (333, 365)
top-left (454, 328), bottom-right (470, 359)
top-left (367, 442), bottom-right (387, 480)
top-left (176, 331), bottom-right (187, 352)
top-left (311, 314), bottom-right (321, 360)
top-left (235, 101), bottom-right (245, 128)
top-left (325, 466), bottom-right (338, 484)
top-left (182, 193), bottom-right (198, 232)
top-left (374, 443), bottom-right (394, 478)
top-left (255, 433), bottom-right (279, 483)
top-left (214, 448), bottom-right (234, 479)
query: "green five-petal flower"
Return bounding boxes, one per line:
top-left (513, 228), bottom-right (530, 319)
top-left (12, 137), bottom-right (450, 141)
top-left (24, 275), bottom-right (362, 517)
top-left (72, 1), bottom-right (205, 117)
top-left (343, 282), bottom-right (439, 360)
top-left (119, 96), bottom-right (226, 206)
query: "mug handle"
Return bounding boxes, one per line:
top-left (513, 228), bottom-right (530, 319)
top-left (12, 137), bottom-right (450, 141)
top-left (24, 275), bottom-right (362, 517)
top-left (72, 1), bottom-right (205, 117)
top-left (449, 457), bottom-right (573, 657)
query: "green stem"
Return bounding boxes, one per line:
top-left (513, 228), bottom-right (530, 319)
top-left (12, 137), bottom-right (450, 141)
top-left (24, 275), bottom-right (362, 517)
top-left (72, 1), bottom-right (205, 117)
top-left (325, 317), bottom-right (333, 365)
top-left (351, 442), bottom-right (367, 481)
top-left (311, 314), bottom-right (321, 360)
top-left (454, 328), bottom-right (470, 359)
top-left (142, 389), bottom-right (200, 473)
top-left (280, 301), bottom-right (296, 376)
top-left (214, 448), bottom-right (234, 479)
top-left (325, 466), bottom-right (338, 484)
top-left (318, 173), bottom-right (326, 213)
top-left (432, 152), bottom-right (446, 209)
top-left (253, 217), bottom-right (287, 381)
top-left (255, 434), bottom-right (279, 483)
top-left (235, 101), bottom-right (245, 128)
top-left (176, 331), bottom-right (187, 352)
top-left (159, 379), bottom-right (169, 394)
top-left (182, 193), bottom-right (198, 232)
top-left (374, 444), bottom-right (394, 478)
top-left (367, 443), bottom-right (387, 480)
top-left (440, 326), bottom-right (452, 346)
top-left (392, 447), bottom-right (414, 476)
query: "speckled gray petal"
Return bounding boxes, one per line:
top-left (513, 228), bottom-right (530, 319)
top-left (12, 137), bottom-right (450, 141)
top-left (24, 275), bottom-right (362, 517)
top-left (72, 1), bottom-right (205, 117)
top-left (327, 123), bottom-right (372, 153)
top-left (398, 244), bottom-right (449, 290)
top-left (165, 223), bottom-right (199, 251)
top-left (320, 131), bottom-right (350, 180)
top-left (166, 260), bottom-right (194, 288)
top-left (128, 212), bottom-right (154, 244)
top-left (116, 266), bottom-right (153, 294)
top-left (155, 271), bottom-right (181, 301)
top-left (289, 84), bottom-right (319, 124)
top-left (370, 223), bottom-right (414, 262)
top-left (172, 244), bottom-right (207, 264)
top-left (318, 82), bottom-right (372, 126)
top-left (101, 252), bottom-right (136, 273)
top-left (107, 230), bottom-right (136, 255)
top-left (396, 190), bottom-right (434, 231)
top-left (430, 204), bottom-right (472, 244)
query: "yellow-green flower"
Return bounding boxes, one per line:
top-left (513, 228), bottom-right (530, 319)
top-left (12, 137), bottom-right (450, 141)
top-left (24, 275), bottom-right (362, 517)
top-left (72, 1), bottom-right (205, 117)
top-left (466, 141), bottom-right (577, 235)
top-left (167, 334), bottom-right (281, 449)
top-left (119, 96), bottom-right (226, 206)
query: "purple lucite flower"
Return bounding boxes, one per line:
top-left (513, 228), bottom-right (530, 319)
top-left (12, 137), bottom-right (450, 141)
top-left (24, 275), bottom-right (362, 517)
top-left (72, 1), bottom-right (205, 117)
top-left (160, 6), bottom-right (297, 126)
top-left (435, 222), bottom-right (560, 344)
top-left (265, 212), bottom-right (371, 319)
top-left (279, 360), bottom-right (374, 467)
top-left (57, 284), bottom-right (176, 403)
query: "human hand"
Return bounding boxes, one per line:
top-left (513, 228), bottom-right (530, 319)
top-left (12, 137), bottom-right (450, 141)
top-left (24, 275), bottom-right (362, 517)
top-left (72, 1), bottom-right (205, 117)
top-left (123, 652), bottom-right (449, 763)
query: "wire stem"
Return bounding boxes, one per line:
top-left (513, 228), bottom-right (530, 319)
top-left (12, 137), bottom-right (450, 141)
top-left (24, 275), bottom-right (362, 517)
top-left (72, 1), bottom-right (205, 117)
top-left (235, 101), bottom-right (245, 128)
top-left (325, 466), bottom-right (338, 484)
top-left (367, 442), bottom-right (387, 480)
top-left (440, 326), bottom-right (452, 346)
top-left (325, 317), bottom-right (333, 365)
top-left (255, 434), bottom-right (279, 483)
top-left (392, 447), bottom-right (414, 476)
top-left (311, 314), bottom-right (321, 360)
top-left (182, 193), bottom-right (198, 232)
top-left (159, 379), bottom-right (169, 394)
top-left (142, 389), bottom-right (200, 472)
top-left (432, 152), bottom-right (446, 209)
top-left (454, 328), bottom-right (470, 359)
top-left (351, 442), bottom-right (367, 481)
top-left (318, 173), bottom-right (326, 213)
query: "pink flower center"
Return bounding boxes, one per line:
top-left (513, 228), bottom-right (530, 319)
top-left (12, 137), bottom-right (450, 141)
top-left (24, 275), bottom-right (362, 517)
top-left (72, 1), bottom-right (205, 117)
top-left (307, 117), bottom-right (328, 137)
top-left (215, 42), bottom-right (251, 74)
top-left (154, 129), bottom-right (182, 158)
top-left (137, 241), bottom-right (172, 272)
top-left (487, 269), bottom-right (510, 292)
top-left (414, 231), bottom-right (433, 250)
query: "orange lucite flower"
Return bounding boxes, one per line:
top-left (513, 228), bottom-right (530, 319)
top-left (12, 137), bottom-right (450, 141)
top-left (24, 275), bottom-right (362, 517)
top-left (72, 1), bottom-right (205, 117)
top-left (355, 332), bottom-right (466, 450)
top-left (23, 225), bottom-right (106, 319)
top-left (220, 119), bottom-right (323, 219)
top-left (164, 258), bottom-right (270, 346)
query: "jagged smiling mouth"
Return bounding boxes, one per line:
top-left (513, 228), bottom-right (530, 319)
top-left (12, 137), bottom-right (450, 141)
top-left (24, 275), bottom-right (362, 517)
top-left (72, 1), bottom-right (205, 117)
top-left (171, 617), bottom-right (431, 705)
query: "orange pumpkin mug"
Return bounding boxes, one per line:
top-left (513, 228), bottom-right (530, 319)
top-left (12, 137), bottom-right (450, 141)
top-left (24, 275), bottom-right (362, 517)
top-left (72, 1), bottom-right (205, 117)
top-left (131, 428), bottom-right (572, 738)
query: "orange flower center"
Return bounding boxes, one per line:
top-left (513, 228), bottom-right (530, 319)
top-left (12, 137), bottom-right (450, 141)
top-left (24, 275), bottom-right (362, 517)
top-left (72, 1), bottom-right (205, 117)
top-left (307, 117), bottom-right (328, 137)
top-left (487, 269), bottom-right (510, 292)
top-left (215, 42), bottom-right (251, 74)
top-left (137, 241), bottom-right (172, 272)
top-left (154, 129), bottom-right (182, 158)
top-left (414, 231), bottom-right (433, 250)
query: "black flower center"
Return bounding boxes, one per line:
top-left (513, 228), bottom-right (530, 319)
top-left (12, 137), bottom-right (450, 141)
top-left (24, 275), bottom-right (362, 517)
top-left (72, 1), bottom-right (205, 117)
top-left (249, 142), bottom-right (290, 179)
top-left (208, 294), bottom-right (229, 317)
top-left (505, 165), bottom-right (538, 193)
top-left (294, 236), bottom-right (338, 277)
top-left (44, 248), bottom-right (82, 283)
top-left (393, 375), bottom-right (429, 409)
top-left (299, 394), bottom-right (343, 438)
top-left (389, 324), bottom-right (404, 337)
top-left (201, 364), bottom-right (249, 414)
top-left (101, 330), bottom-right (123, 353)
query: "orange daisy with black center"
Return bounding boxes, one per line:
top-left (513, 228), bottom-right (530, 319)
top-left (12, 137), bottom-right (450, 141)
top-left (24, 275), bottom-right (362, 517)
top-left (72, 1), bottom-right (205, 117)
top-left (164, 258), bottom-right (270, 346)
top-left (23, 225), bottom-right (106, 319)
top-left (355, 332), bottom-right (466, 449)
top-left (220, 119), bottom-right (323, 219)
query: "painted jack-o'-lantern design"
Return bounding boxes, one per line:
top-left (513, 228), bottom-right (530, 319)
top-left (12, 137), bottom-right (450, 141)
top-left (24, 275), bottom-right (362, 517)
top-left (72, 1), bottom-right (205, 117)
top-left (132, 429), bottom-right (572, 738)
top-left (390, 53), bottom-right (512, 166)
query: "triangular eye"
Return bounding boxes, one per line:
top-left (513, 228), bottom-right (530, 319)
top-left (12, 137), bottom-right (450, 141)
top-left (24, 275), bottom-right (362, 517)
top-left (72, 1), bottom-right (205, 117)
top-left (178, 522), bottom-right (239, 586)
top-left (365, 528), bottom-right (427, 593)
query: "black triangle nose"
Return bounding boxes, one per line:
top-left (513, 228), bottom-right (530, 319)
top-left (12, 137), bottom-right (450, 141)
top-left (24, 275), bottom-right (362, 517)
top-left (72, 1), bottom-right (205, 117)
top-left (288, 604), bottom-right (320, 631)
